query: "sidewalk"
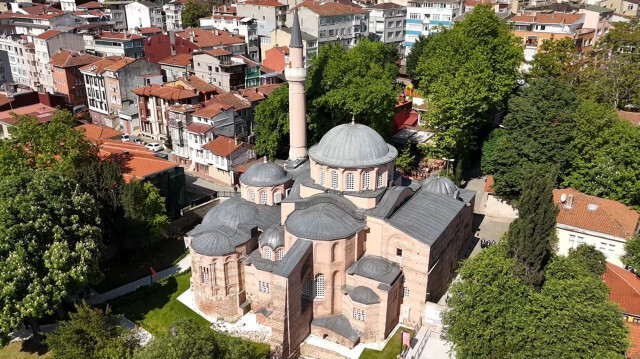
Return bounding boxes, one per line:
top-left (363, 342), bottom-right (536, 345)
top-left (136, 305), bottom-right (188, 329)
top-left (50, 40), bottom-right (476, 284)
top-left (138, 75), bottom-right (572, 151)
top-left (87, 254), bottom-right (192, 305)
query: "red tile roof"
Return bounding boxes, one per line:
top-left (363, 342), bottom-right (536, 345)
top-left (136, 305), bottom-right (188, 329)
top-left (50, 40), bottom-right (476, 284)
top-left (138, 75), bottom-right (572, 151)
top-left (0, 104), bottom-right (56, 124)
top-left (186, 122), bottom-right (214, 134)
top-left (177, 28), bottom-right (245, 48)
top-left (510, 12), bottom-right (584, 25)
top-left (553, 188), bottom-right (640, 239)
top-left (78, 1), bottom-right (103, 9)
top-left (205, 48), bottom-right (232, 56)
top-left (137, 26), bottom-right (163, 34)
top-left (49, 50), bottom-right (101, 68)
top-left (485, 175), bottom-right (495, 194)
top-left (104, 57), bottom-right (138, 72)
top-left (0, 9), bottom-right (65, 20)
top-left (242, 0), bottom-right (286, 7)
top-left (603, 263), bottom-right (640, 317)
top-left (159, 53), bottom-right (192, 66)
top-left (619, 111), bottom-right (640, 127)
top-left (80, 57), bottom-right (116, 74)
top-left (202, 135), bottom-right (246, 156)
top-left (132, 84), bottom-right (199, 100)
top-left (295, 1), bottom-right (368, 15)
top-left (192, 103), bottom-right (232, 118)
top-left (628, 323), bottom-right (640, 359)
top-left (210, 93), bottom-right (250, 110)
top-left (99, 139), bottom-right (177, 182)
top-left (77, 123), bottom-right (123, 140)
top-left (99, 31), bottom-right (145, 40)
top-left (236, 83), bottom-right (283, 100)
top-left (35, 29), bottom-right (61, 40)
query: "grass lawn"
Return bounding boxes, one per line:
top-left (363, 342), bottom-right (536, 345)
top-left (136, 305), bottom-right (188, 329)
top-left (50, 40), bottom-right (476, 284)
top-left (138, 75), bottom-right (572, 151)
top-left (94, 237), bottom-right (187, 293)
top-left (108, 271), bottom-right (270, 357)
top-left (0, 340), bottom-right (50, 359)
top-left (360, 327), bottom-right (415, 359)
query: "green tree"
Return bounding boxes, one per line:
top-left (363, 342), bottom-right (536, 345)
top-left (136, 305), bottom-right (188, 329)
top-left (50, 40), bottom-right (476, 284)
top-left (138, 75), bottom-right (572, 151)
top-left (568, 244), bottom-right (607, 276)
top-left (529, 37), bottom-right (580, 83)
top-left (120, 180), bottom-right (169, 240)
top-left (505, 165), bottom-right (559, 287)
top-left (414, 4), bottom-right (523, 160)
top-left (134, 320), bottom-right (265, 359)
top-left (578, 54), bottom-right (640, 109)
top-left (181, 0), bottom-right (211, 28)
top-left (46, 302), bottom-right (138, 359)
top-left (622, 235), bottom-right (640, 272)
top-left (253, 83), bottom-right (289, 159)
top-left (395, 146), bottom-right (415, 173)
top-left (0, 171), bottom-right (102, 340)
top-left (405, 35), bottom-right (429, 80)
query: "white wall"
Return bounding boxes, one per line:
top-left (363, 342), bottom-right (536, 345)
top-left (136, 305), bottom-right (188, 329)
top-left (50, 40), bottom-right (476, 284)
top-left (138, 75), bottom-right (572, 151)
top-left (556, 225), bottom-right (627, 267)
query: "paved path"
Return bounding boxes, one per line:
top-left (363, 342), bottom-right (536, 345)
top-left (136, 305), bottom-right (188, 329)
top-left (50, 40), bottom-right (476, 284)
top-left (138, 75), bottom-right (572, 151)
top-left (87, 254), bottom-right (192, 305)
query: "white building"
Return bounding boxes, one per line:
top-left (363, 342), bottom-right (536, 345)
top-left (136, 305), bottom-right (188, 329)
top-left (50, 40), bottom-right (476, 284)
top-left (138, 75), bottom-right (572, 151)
top-left (125, 0), bottom-right (164, 30)
top-left (199, 15), bottom-right (260, 61)
top-left (164, 0), bottom-right (186, 31)
top-left (0, 10), bottom-right (85, 37)
top-left (365, 3), bottom-right (406, 50)
top-left (554, 188), bottom-right (640, 267)
top-left (404, 0), bottom-right (464, 56)
top-left (0, 35), bottom-right (35, 88)
top-left (34, 30), bottom-right (85, 93)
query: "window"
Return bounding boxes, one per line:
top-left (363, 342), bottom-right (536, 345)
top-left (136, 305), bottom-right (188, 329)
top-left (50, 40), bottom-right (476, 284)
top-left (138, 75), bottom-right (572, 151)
top-left (396, 248), bottom-right (403, 257)
top-left (608, 244), bottom-right (616, 257)
top-left (302, 274), bottom-right (313, 298)
top-left (577, 236), bottom-right (585, 246)
top-left (568, 234), bottom-right (575, 248)
top-left (346, 173), bottom-right (354, 191)
top-left (431, 14), bottom-right (440, 20)
top-left (259, 281), bottom-right (270, 293)
top-left (315, 274), bottom-right (325, 299)
top-left (261, 191), bottom-right (268, 204)
top-left (409, 12), bottom-right (420, 19)
top-left (249, 190), bottom-right (255, 202)
top-left (276, 248), bottom-right (284, 261)
top-left (599, 242), bottom-right (607, 254)
top-left (264, 247), bottom-right (272, 260)
top-left (403, 287), bottom-right (409, 297)
top-left (200, 266), bottom-right (210, 284)
top-left (362, 172), bottom-right (370, 190)
top-left (319, 167), bottom-right (325, 186)
top-left (331, 171), bottom-right (338, 189)
top-left (377, 171), bottom-right (384, 188)
top-left (353, 308), bottom-right (365, 321)
top-left (628, 3), bottom-right (634, 10)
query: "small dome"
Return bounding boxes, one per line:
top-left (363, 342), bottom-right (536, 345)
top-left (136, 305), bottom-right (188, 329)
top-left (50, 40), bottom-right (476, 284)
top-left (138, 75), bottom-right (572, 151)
top-left (259, 225), bottom-right (284, 250)
top-left (348, 286), bottom-right (380, 305)
top-left (285, 203), bottom-right (365, 240)
top-left (240, 161), bottom-right (292, 187)
top-left (308, 123), bottom-right (397, 168)
top-left (191, 231), bottom-right (235, 256)
top-left (201, 196), bottom-right (258, 228)
top-left (421, 176), bottom-right (458, 196)
top-left (357, 256), bottom-right (393, 278)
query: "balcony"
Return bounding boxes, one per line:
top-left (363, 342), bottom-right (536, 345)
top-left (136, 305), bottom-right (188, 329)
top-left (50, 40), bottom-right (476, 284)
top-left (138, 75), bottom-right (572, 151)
top-left (285, 66), bottom-right (307, 81)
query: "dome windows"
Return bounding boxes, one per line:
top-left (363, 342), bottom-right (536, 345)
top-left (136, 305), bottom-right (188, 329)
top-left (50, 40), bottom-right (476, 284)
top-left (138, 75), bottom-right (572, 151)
top-left (377, 171), bottom-right (384, 188)
top-left (363, 172), bottom-right (370, 190)
top-left (319, 167), bottom-right (325, 186)
top-left (331, 171), bottom-right (338, 189)
top-left (346, 173), bottom-right (355, 191)
top-left (264, 247), bottom-right (272, 260)
top-left (260, 191), bottom-right (268, 205)
top-left (249, 190), bottom-right (255, 202)
top-left (276, 248), bottom-right (284, 261)
top-left (315, 273), bottom-right (325, 299)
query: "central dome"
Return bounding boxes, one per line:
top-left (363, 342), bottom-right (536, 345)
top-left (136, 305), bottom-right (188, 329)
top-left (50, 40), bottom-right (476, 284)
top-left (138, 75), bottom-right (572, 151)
top-left (240, 161), bottom-right (292, 187)
top-left (201, 196), bottom-right (258, 228)
top-left (285, 202), bottom-right (365, 240)
top-left (308, 123), bottom-right (398, 168)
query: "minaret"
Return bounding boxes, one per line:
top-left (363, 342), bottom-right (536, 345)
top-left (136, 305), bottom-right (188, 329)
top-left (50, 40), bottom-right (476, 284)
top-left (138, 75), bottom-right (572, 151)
top-left (285, 8), bottom-right (308, 166)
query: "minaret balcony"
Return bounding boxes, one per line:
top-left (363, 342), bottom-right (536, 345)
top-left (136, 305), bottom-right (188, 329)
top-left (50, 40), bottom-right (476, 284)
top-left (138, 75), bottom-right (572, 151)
top-left (285, 67), bottom-right (307, 81)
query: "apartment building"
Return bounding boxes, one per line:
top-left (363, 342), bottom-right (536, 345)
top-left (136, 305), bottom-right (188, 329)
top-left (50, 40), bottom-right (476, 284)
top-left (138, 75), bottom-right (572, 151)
top-left (50, 50), bottom-right (101, 106)
top-left (404, 0), bottom-right (464, 56)
top-left (261, 26), bottom-right (318, 61)
top-left (365, 3), bottom-right (406, 50)
top-left (176, 28), bottom-right (248, 54)
top-left (159, 53), bottom-right (192, 82)
top-left (0, 8), bottom-right (84, 37)
top-left (291, 1), bottom-right (370, 49)
top-left (0, 35), bottom-right (35, 88)
top-left (34, 30), bottom-right (85, 94)
top-left (0, 50), bottom-right (13, 87)
top-left (164, 0), bottom-right (186, 31)
top-left (85, 31), bottom-right (146, 58)
top-left (125, 0), bottom-right (164, 30)
top-left (526, 3), bottom-right (614, 44)
top-left (193, 50), bottom-right (247, 91)
top-left (236, 0), bottom-right (287, 47)
top-left (103, 0), bottom-right (131, 30)
top-left (199, 15), bottom-right (260, 61)
top-left (143, 32), bottom-right (200, 63)
top-left (599, 0), bottom-right (639, 17)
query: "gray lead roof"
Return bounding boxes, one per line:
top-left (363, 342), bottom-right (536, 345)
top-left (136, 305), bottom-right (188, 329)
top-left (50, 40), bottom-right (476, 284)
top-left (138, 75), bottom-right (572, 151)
top-left (290, 9), bottom-right (303, 49)
top-left (348, 286), bottom-right (380, 305)
top-left (285, 202), bottom-right (365, 240)
top-left (311, 315), bottom-right (360, 343)
top-left (239, 161), bottom-right (292, 187)
top-left (347, 255), bottom-right (402, 285)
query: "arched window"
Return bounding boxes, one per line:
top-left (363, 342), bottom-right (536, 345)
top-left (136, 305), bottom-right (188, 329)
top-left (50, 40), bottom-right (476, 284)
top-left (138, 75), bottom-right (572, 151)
top-left (377, 171), bottom-right (384, 188)
top-left (249, 190), bottom-right (255, 202)
top-left (331, 171), bottom-right (338, 189)
top-left (302, 274), bottom-right (313, 298)
top-left (319, 167), bottom-right (325, 186)
top-left (276, 248), bottom-right (284, 261)
top-left (315, 273), bottom-right (325, 299)
top-left (345, 173), bottom-right (354, 191)
top-left (264, 247), bottom-right (272, 260)
top-left (260, 191), bottom-right (268, 205)
top-left (363, 172), bottom-right (371, 190)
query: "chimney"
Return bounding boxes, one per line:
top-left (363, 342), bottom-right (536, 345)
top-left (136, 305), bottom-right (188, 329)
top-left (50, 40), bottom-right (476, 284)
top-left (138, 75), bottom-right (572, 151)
top-left (189, 31), bottom-right (195, 42)
top-left (234, 136), bottom-right (238, 145)
top-left (169, 30), bottom-right (175, 45)
top-left (566, 195), bottom-right (575, 209)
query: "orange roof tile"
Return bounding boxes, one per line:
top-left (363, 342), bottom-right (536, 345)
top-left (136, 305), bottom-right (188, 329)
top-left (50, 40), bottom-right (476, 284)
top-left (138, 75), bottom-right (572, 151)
top-left (604, 263), bottom-right (640, 317)
top-left (0, 104), bottom-right (56, 124)
top-left (510, 12), bottom-right (584, 25)
top-left (99, 31), bottom-right (145, 40)
top-left (99, 139), bottom-right (177, 182)
top-left (76, 123), bottom-right (123, 141)
top-left (192, 103), bottom-right (232, 118)
top-left (0, 94), bottom-right (13, 107)
top-left (619, 111), bottom-right (640, 127)
top-left (80, 57), bottom-right (116, 74)
top-left (35, 29), bottom-right (61, 40)
top-left (78, 1), bottom-right (103, 9)
top-left (242, 0), bottom-right (286, 6)
top-left (202, 135), bottom-right (246, 156)
top-left (159, 53), bottom-right (192, 66)
top-left (553, 188), bottom-right (640, 238)
top-left (209, 93), bottom-right (250, 110)
top-left (484, 175), bottom-right (495, 194)
top-left (132, 84), bottom-right (199, 100)
top-left (177, 28), bottom-right (245, 48)
top-left (49, 50), bottom-right (101, 68)
top-left (137, 26), bottom-right (162, 34)
top-left (186, 122), bottom-right (214, 134)
top-left (628, 323), bottom-right (640, 359)
top-left (295, 0), bottom-right (368, 15)
top-left (205, 48), bottom-right (232, 56)
top-left (104, 57), bottom-right (138, 72)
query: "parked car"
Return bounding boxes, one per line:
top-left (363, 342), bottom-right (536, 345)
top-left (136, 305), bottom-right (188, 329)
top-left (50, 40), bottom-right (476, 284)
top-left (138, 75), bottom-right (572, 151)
top-left (145, 143), bottom-right (163, 152)
top-left (132, 137), bottom-right (145, 145)
top-left (72, 104), bottom-right (87, 115)
top-left (121, 134), bottom-right (130, 142)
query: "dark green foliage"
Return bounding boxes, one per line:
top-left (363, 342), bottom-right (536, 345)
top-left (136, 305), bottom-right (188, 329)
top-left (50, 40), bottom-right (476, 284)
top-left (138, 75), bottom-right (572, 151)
top-left (181, 0), bottom-right (211, 28)
top-left (120, 181), bottom-right (170, 241)
top-left (568, 244), bottom-right (607, 277)
top-left (505, 165), bottom-right (559, 287)
top-left (622, 235), bottom-right (640, 272)
top-left (445, 244), bottom-right (629, 359)
top-left (395, 146), bottom-right (415, 173)
top-left (253, 83), bottom-right (289, 159)
top-left (529, 37), bottom-right (580, 83)
top-left (405, 35), bottom-right (428, 79)
top-left (46, 303), bottom-right (138, 359)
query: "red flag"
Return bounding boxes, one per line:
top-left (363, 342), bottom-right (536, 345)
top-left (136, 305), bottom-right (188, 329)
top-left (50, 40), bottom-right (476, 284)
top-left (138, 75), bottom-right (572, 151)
top-left (150, 266), bottom-right (158, 280)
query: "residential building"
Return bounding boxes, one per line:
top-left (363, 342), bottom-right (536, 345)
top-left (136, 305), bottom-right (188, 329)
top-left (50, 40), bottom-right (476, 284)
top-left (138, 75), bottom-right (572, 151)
top-left (159, 53), bottom-right (193, 82)
top-left (60, 0), bottom-right (95, 11)
top-left (261, 26), bottom-right (318, 61)
top-left (263, 46), bottom-right (289, 73)
top-left (186, 102), bottom-right (236, 172)
top-left (0, 103), bottom-right (56, 139)
top-left (0, 50), bottom-right (12, 87)
top-left (168, 104), bottom-right (198, 164)
top-left (85, 31), bottom-right (146, 58)
top-left (50, 50), bottom-right (101, 106)
top-left (0, 8), bottom-right (85, 37)
top-left (34, 30), bottom-right (85, 94)
top-left (103, 0), bottom-right (132, 30)
top-left (199, 15), bottom-right (260, 61)
top-left (201, 135), bottom-right (255, 185)
top-left (143, 32), bottom-right (200, 63)
top-left (404, 0), bottom-right (464, 56)
top-left (554, 188), bottom-right (640, 267)
top-left (365, 3), bottom-right (406, 51)
top-left (164, 0), bottom-right (186, 31)
top-left (291, 1), bottom-right (370, 49)
top-left (600, 0), bottom-right (639, 17)
top-left (213, 4), bottom-right (237, 16)
top-left (77, 1), bottom-right (105, 11)
top-left (525, 3), bottom-right (614, 44)
top-left (236, 0), bottom-right (287, 45)
top-left (125, 0), bottom-right (164, 30)
top-left (134, 26), bottom-right (163, 37)
top-left (193, 49), bottom-right (246, 92)
top-left (0, 35), bottom-right (33, 88)
top-left (176, 28), bottom-right (247, 54)
top-left (602, 263), bottom-right (640, 358)
top-left (185, 13), bottom-right (475, 357)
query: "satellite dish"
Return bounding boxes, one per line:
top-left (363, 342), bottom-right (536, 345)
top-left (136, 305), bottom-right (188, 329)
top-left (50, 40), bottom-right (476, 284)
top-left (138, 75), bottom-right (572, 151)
top-left (560, 193), bottom-right (567, 203)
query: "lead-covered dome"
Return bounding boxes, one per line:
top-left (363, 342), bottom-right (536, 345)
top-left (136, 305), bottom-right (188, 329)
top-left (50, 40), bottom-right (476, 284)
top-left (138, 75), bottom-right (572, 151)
top-left (191, 230), bottom-right (235, 256)
top-left (357, 256), bottom-right (394, 278)
top-left (259, 225), bottom-right (285, 249)
top-left (308, 123), bottom-right (397, 168)
top-left (285, 203), bottom-right (365, 240)
top-left (201, 196), bottom-right (258, 228)
top-left (421, 176), bottom-right (458, 196)
top-left (240, 161), bottom-right (292, 187)
top-left (348, 286), bottom-right (380, 305)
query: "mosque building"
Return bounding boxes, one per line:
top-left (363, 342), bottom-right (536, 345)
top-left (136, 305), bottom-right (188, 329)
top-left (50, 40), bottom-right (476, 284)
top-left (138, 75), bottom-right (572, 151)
top-left (186, 9), bottom-right (475, 358)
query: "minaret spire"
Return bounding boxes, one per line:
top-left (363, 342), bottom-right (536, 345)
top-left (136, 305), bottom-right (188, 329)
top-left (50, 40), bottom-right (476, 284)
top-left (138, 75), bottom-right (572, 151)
top-left (285, 8), bottom-right (308, 168)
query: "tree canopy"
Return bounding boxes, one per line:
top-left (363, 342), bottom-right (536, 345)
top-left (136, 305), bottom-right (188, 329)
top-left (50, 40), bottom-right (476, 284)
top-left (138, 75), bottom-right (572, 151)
top-left (405, 35), bottom-right (428, 80)
top-left (622, 235), bottom-right (640, 272)
top-left (252, 39), bottom-right (400, 159)
top-left (413, 4), bottom-right (523, 160)
top-left (181, 0), bottom-right (211, 28)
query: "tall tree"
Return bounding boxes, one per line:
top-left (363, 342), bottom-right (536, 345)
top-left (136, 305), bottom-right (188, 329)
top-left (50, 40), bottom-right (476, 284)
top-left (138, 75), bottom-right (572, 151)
top-left (505, 165), bottom-right (559, 287)
top-left (120, 181), bottom-right (170, 241)
top-left (414, 4), bottom-right (523, 160)
top-left (567, 244), bottom-right (607, 277)
top-left (529, 37), bottom-right (581, 84)
top-left (46, 302), bottom-right (138, 359)
top-left (253, 83), bottom-right (289, 159)
top-left (0, 171), bottom-right (102, 340)
top-left (405, 35), bottom-right (429, 80)
top-left (622, 235), bottom-right (640, 272)
top-left (181, 0), bottom-right (211, 28)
